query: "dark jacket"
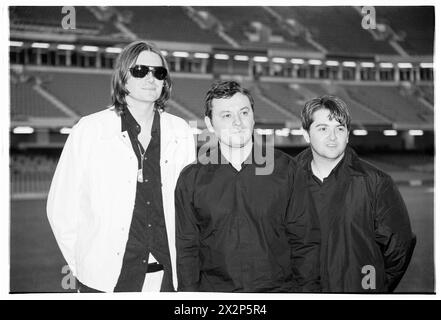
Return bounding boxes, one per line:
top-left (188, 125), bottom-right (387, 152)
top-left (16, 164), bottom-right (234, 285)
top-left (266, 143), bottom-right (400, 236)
top-left (294, 147), bottom-right (416, 293)
top-left (175, 144), bottom-right (321, 292)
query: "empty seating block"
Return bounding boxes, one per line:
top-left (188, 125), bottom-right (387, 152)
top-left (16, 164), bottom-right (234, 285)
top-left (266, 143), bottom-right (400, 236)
top-left (116, 6), bottom-right (226, 45)
top-left (375, 7), bottom-right (434, 55)
top-left (32, 71), bottom-right (112, 116)
top-left (271, 6), bottom-right (396, 55)
top-left (344, 85), bottom-right (434, 125)
top-left (10, 81), bottom-right (68, 119)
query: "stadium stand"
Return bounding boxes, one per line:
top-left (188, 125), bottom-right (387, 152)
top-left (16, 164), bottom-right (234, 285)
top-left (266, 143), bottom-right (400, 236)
top-left (10, 154), bottom-right (57, 195)
top-left (29, 69), bottom-right (112, 116)
top-left (258, 81), bottom-right (392, 128)
top-left (116, 6), bottom-right (227, 45)
top-left (375, 7), bottom-right (434, 56)
top-left (21, 68), bottom-right (199, 120)
top-left (169, 77), bottom-right (213, 118)
top-left (9, 6), bottom-right (115, 35)
top-left (343, 84), bottom-right (434, 127)
top-left (418, 85), bottom-right (434, 105)
top-left (10, 76), bottom-right (70, 119)
top-left (271, 6), bottom-right (397, 55)
top-left (197, 6), bottom-right (316, 50)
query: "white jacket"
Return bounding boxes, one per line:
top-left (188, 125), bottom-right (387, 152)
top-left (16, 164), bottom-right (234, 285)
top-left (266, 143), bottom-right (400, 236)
top-left (47, 107), bottom-right (196, 292)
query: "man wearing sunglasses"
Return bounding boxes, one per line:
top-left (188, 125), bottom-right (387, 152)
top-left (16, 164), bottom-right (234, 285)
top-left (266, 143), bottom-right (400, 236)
top-left (47, 40), bottom-right (196, 292)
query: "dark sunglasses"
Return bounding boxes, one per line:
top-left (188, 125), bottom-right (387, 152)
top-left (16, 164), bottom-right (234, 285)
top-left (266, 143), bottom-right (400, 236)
top-left (129, 65), bottom-right (168, 80)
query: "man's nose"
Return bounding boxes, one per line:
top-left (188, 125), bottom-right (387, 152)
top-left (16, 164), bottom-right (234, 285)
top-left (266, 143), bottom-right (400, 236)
top-left (144, 71), bottom-right (155, 82)
top-left (232, 115), bottom-right (242, 126)
top-left (329, 129), bottom-right (337, 140)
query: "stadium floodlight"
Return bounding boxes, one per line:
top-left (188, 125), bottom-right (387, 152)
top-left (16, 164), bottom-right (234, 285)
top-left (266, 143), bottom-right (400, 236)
top-left (253, 56), bottom-right (269, 63)
top-left (214, 53), bottom-right (229, 60)
top-left (383, 129), bottom-right (398, 136)
top-left (13, 126), bottom-right (34, 134)
top-left (194, 52), bottom-right (210, 59)
top-left (81, 45), bottom-right (99, 52)
top-left (255, 128), bottom-right (274, 135)
top-left (272, 57), bottom-right (287, 64)
top-left (10, 41), bottom-right (24, 47)
top-left (105, 47), bottom-right (122, 54)
top-left (173, 51), bottom-right (190, 58)
top-left (291, 129), bottom-right (304, 136)
top-left (325, 60), bottom-right (339, 66)
top-left (57, 44), bottom-right (76, 51)
top-left (379, 62), bottom-right (394, 68)
top-left (60, 127), bottom-right (72, 135)
top-left (275, 128), bottom-right (290, 137)
top-left (31, 42), bottom-right (50, 49)
top-left (420, 62), bottom-right (433, 68)
top-left (342, 61), bottom-right (356, 68)
top-left (291, 58), bottom-right (305, 64)
top-left (409, 130), bottom-right (424, 136)
top-left (352, 129), bottom-right (368, 136)
top-left (308, 59), bottom-right (322, 65)
top-left (397, 63), bottom-right (413, 69)
top-left (360, 62), bottom-right (375, 68)
top-left (234, 55), bottom-right (249, 61)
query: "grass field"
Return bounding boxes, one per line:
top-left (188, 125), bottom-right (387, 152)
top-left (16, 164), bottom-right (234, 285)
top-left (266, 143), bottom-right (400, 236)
top-left (10, 184), bottom-right (434, 294)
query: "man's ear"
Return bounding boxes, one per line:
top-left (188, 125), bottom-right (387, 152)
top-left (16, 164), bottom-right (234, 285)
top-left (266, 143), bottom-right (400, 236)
top-left (302, 128), bottom-right (310, 143)
top-left (204, 116), bottom-right (215, 133)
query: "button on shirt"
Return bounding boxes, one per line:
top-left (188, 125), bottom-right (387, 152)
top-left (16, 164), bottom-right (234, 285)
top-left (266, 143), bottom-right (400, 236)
top-left (114, 108), bottom-right (173, 292)
top-left (175, 145), bottom-right (321, 292)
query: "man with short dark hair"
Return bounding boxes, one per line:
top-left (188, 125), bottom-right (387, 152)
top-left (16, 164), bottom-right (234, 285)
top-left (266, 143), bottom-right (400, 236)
top-left (295, 95), bottom-right (416, 292)
top-left (175, 81), bottom-right (320, 292)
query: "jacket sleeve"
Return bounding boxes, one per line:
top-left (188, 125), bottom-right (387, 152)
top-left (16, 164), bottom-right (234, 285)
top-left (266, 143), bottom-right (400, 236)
top-left (46, 119), bottom-right (88, 276)
top-left (286, 164), bottom-right (321, 292)
top-left (374, 175), bottom-right (416, 292)
top-left (175, 168), bottom-right (200, 291)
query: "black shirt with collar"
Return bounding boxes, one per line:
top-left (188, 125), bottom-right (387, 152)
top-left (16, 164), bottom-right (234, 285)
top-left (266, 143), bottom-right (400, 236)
top-left (175, 143), bottom-right (320, 292)
top-left (307, 155), bottom-right (345, 247)
top-left (114, 108), bottom-right (173, 292)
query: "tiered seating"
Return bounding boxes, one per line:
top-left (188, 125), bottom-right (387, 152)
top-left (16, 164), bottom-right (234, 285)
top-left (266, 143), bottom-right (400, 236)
top-left (375, 7), bottom-right (434, 55)
top-left (172, 77), bottom-right (296, 124)
top-left (171, 78), bottom-right (214, 118)
top-left (418, 85), bottom-right (434, 105)
top-left (271, 6), bottom-right (396, 55)
top-left (301, 83), bottom-right (391, 127)
top-left (10, 80), bottom-right (68, 119)
top-left (198, 6), bottom-right (315, 50)
top-left (31, 70), bottom-right (113, 116)
top-left (10, 154), bottom-right (58, 194)
top-left (116, 6), bottom-right (226, 45)
top-left (243, 81), bottom-right (298, 124)
top-left (259, 82), bottom-right (391, 127)
top-left (27, 69), bottom-right (197, 120)
top-left (343, 85), bottom-right (434, 126)
top-left (9, 6), bottom-right (101, 31)
top-left (258, 82), bottom-right (309, 117)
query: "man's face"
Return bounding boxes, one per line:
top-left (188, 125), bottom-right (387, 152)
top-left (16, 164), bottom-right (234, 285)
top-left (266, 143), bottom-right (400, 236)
top-left (205, 92), bottom-right (255, 149)
top-left (125, 50), bottom-right (164, 104)
top-left (304, 108), bottom-right (349, 161)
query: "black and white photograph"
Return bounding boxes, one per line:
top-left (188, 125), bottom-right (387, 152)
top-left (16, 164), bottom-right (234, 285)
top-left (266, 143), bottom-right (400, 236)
top-left (4, 3), bottom-right (436, 299)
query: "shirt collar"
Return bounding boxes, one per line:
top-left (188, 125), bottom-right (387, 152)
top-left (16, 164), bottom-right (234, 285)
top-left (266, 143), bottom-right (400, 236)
top-left (121, 107), bottom-right (160, 136)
